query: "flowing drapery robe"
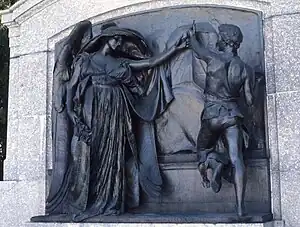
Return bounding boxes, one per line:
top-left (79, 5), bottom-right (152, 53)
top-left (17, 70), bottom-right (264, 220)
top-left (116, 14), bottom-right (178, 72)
top-left (47, 47), bottom-right (173, 216)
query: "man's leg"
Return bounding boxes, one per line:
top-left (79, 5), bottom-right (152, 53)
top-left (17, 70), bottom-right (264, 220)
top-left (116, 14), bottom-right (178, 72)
top-left (224, 123), bottom-right (246, 217)
top-left (198, 161), bottom-right (210, 188)
top-left (208, 157), bottom-right (224, 193)
top-left (197, 120), bottom-right (220, 188)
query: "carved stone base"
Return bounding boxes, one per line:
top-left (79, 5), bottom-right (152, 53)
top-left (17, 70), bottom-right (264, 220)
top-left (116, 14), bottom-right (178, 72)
top-left (31, 212), bottom-right (273, 223)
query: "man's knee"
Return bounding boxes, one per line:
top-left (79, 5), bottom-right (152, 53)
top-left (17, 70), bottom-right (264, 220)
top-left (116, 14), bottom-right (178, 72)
top-left (229, 153), bottom-right (245, 172)
top-left (228, 145), bottom-right (244, 166)
top-left (230, 156), bottom-right (244, 167)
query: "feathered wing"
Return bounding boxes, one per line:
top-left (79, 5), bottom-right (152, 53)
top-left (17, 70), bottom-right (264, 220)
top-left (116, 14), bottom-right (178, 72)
top-left (47, 21), bottom-right (93, 214)
top-left (53, 20), bottom-right (92, 112)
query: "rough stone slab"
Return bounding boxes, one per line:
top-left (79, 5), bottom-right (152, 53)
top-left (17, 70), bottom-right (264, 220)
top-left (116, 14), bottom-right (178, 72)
top-left (5, 57), bottom-right (20, 180)
top-left (280, 171), bottom-right (300, 227)
top-left (10, 45), bottom-right (20, 58)
top-left (8, 25), bottom-right (20, 38)
top-left (0, 181), bottom-right (45, 227)
top-left (270, 0), bottom-right (300, 16)
top-left (9, 36), bottom-right (20, 48)
top-left (269, 170), bottom-right (282, 220)
top-left (266, 94), bottom-right (279, 172)
top-left (17, 115), bottom-right (47, 181)
top-left (276, 91), bottom-right (300, 171)
top-left (263, 18), bottom-right (276, 94)
top-left (272, 14), bottom-right (300, 93)
top-left (7, 57), bottom-right (20, 120)
top-left (18, 52), bottom-right (47, 116)
top-left (4, 117), bottom-right (19, 181)
top-left (265, 95), bottom-right (281, 224)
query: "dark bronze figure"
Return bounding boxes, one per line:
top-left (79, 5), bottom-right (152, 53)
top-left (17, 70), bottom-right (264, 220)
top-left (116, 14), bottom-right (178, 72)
top-left (47, 20), bottom-right (93, 215)
top-left (187, 22), bottom-right (254, 217)
top-left (34, 20), bottom-right (188, 222)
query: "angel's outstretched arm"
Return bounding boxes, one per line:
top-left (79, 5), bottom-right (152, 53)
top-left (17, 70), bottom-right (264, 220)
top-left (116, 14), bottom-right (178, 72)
top-left (128, 35), bottom-right (187, 71)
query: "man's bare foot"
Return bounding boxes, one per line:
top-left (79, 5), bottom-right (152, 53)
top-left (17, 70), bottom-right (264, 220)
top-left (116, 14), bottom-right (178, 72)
top-left (198, 163), bottom-right (210, 188)
top-left (202, 178), bottom-right (210, 188)
top-left (237, 204), bottom-right (246, 217)
top-left (211, 162), bottom-right (223, 193)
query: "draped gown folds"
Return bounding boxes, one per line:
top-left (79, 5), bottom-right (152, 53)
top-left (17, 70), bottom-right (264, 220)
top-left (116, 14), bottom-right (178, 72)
top-left (46, 25), bottom-right (174, 220)
top-left (66, 52), bottom-right (140, 218)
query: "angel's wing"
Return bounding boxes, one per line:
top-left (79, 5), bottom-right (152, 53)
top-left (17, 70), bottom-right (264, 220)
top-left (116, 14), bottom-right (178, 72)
top-left (47, 21), bottom-right (93, 214)
top-left (54, 20), bottom-right (92, 82)
top-left (53, 20), bottom-right (92, 112)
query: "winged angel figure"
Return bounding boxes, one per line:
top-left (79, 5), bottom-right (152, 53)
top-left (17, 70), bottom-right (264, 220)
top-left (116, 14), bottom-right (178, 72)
top-left (44, 20), bottom-right (188, 221)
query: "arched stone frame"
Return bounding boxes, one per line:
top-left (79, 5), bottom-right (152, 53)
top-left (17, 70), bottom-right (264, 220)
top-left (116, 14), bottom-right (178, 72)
top-left (0, 0), bottom-right (291, 226)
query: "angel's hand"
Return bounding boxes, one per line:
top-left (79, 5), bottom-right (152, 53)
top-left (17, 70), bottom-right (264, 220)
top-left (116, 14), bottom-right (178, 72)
top-left (175, 34), bottom-right (189, 50)
top-left (187, 21), bottom-right (196, 38)
top-left (77, 123), bottom-right (92, 145)
top-left (68, 111), bottom-right (79, 125)
top-left (186, 36), bottom-right (199, 53)
top-left (186, 28), bottom-right (199, 50)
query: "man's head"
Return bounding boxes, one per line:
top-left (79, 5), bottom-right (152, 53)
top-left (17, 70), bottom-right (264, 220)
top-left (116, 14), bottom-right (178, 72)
top-left (217, 24), bottom-right (243, 53)
top-left (193, 22), bottom-right (219, 50)
top-left (201, 32), bottom-right (219, 50)
top-left (107, 35), bottom-right (123, 51)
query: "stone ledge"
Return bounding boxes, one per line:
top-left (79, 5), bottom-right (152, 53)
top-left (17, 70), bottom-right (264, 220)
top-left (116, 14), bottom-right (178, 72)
top-left (31, 213), bottom-right (273, 224)
top-left (24, 220), bottom-right (283, 227)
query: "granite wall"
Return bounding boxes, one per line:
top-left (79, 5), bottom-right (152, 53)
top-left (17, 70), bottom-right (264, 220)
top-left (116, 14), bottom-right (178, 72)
top-left (0, 0), bottom-right (299, 226)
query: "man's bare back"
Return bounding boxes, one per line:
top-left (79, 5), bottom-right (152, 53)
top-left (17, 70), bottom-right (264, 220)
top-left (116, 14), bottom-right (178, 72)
top-left (205, 56), bottom-right (247, 99)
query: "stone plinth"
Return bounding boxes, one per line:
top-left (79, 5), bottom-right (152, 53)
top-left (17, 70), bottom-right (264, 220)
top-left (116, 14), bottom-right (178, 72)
top-left (25, 222), bottom-right (284, 227)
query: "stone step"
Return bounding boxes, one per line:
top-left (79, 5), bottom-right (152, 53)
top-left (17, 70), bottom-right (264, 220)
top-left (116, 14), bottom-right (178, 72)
top-left (30, 213), bottom-right (273, 224)
top-left (25, 221), bottom-right (283, 227)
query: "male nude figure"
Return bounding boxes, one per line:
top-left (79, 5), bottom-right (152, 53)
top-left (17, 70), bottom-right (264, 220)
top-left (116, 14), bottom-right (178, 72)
top-left (188, 23), bottom-right (254, 217)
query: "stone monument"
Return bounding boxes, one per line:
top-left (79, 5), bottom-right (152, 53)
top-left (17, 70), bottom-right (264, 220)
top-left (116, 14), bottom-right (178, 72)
top-left (1, 0), bottom-right (299, 227)
top-left (32, 10), bottom-right (269, 223)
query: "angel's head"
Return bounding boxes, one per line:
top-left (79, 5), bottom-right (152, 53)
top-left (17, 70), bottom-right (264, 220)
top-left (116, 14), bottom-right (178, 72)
top-left (82, 25), bottom-right (150, 59)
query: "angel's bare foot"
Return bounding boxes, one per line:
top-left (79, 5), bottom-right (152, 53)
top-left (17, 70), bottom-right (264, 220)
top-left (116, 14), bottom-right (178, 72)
top-left (72, 212), bottom-right (90, 222)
